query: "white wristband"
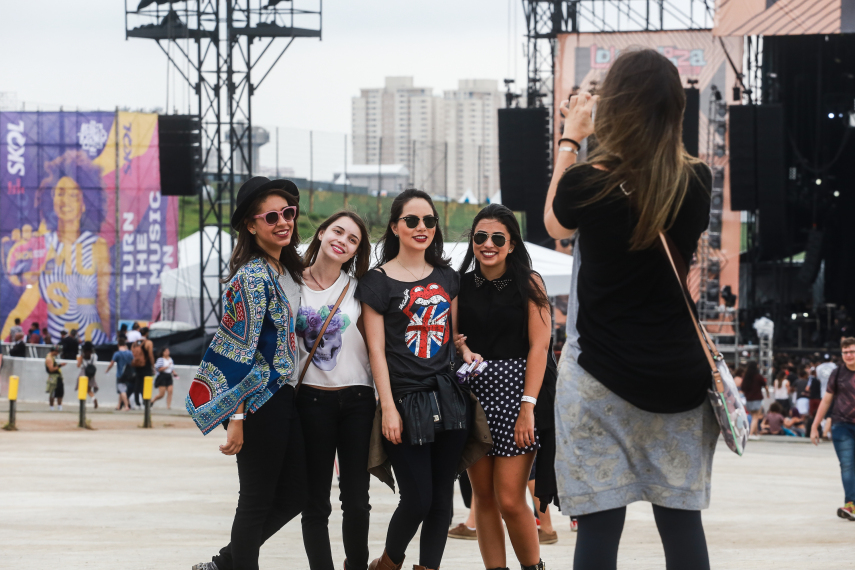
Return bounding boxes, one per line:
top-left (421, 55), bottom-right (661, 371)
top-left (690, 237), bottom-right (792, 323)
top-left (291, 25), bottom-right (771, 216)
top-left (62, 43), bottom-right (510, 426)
top-left (521, 395), bottom-right (537, 406)
top-left (229, 413), bottom-right (245, 421)
top-left (559, 146), bottom-right (579, 155)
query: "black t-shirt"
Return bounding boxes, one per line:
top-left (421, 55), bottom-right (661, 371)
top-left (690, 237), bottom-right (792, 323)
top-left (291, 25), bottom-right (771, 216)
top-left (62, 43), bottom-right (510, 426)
top-left (356, 265), bottom-right (460, 381)
top-left (60, 336), bottom-right (79, 360)
top-left (552, 162), bottom-right (712, 413)
top-left (458, 268), bottom-right (529, 361)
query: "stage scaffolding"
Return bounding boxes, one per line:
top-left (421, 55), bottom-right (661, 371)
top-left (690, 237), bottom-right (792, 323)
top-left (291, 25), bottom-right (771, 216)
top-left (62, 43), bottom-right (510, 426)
top-left (125, 0), bottom-right (321, 335)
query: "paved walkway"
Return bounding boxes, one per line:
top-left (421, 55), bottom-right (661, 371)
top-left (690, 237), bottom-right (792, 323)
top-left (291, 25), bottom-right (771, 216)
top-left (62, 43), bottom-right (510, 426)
top-left (0, 406), bottom-right (851, 569)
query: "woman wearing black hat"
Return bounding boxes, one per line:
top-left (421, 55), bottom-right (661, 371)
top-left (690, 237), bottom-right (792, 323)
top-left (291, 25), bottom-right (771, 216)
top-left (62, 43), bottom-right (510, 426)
top-left (188, 177), bottom-right (307, 570)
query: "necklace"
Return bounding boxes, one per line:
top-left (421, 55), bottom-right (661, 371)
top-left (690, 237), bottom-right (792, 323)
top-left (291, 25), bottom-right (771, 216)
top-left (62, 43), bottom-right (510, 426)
top-left (396, 258), bottom-right (427, 281)
top-left (308, 266), bottom-right (332, 290)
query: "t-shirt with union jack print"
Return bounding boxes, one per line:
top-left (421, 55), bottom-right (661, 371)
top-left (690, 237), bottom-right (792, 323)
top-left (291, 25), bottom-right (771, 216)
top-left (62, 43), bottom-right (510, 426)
top-left (356, 265), bottom-right (459, 381)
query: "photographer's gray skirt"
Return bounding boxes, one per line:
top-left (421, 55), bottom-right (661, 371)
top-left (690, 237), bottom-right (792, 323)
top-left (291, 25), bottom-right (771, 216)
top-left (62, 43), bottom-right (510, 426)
top-left (554, 354), bottom-right (720, 516)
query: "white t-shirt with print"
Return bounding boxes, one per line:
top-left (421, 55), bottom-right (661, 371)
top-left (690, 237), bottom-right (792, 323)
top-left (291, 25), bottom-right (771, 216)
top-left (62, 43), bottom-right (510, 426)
top-left (296, 271), bottom-right (372, 389)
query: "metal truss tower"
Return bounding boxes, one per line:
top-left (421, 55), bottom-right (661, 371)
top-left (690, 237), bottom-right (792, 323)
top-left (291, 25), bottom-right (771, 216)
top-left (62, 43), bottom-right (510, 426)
top-left (125, 0), bottom-right (321, 330)
top-left (521, 1), bottom-right (714, 110)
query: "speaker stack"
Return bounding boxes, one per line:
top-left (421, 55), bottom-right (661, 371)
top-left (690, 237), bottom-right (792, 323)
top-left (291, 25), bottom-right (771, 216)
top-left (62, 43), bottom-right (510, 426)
top-left (498, 108), bottom-right (551, 246)
top-left (158, 114), bottom-right (203, 197)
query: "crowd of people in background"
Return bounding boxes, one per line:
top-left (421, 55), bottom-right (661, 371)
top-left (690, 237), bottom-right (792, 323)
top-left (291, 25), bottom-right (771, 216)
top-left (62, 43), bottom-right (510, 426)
top-left (733, 351), bottom-right (842, 440)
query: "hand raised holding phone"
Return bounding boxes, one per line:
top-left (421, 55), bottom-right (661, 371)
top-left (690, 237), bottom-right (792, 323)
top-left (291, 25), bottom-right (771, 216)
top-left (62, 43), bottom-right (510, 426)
top-left (560, 91), bottom-right (598, 142)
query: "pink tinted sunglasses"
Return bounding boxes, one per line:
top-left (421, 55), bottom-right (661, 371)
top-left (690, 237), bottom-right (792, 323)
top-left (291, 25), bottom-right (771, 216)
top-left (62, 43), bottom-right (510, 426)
top-left (254, 206), bottom-right (297, 225)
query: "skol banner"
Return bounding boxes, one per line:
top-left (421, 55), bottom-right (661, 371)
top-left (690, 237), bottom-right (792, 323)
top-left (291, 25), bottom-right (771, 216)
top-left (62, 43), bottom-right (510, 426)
top-left (554, 30), bottom-right (743, 313)
top-left (0, 111), bottom-right (178, 344)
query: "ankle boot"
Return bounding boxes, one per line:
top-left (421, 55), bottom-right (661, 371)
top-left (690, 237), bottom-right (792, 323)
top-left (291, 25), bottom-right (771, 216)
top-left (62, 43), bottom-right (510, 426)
top-left (487, 567), bottom-right (510, 570)
top-left (520, 560), bottom-right (545, 570)
top-left (368, 551), bottom-right (404, 570)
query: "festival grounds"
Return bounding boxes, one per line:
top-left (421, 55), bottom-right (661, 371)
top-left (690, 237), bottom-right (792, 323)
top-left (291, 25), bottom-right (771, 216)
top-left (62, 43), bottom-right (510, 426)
top-left (0, 404), bottom-right (851, 570)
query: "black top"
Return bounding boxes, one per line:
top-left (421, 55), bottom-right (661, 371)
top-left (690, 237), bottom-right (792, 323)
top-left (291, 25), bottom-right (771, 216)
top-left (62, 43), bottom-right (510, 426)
top-left (552, 162), bottom-right (712, 413)
top-left (356, 265), bottom-right (460, 381)
top-left (60, 336), bottom-right (79, 360)
top-left (457, 268), bottom-right (529, 361)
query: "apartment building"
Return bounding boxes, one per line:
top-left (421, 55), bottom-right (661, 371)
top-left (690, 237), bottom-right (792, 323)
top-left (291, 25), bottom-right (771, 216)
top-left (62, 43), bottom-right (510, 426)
top-left (351, 77), bottom-right (502, 201)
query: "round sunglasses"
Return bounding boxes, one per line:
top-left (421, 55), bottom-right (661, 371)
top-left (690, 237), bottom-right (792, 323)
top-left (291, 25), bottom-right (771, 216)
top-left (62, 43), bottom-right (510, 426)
top-left (254, 206), bottom-right (297, 225)
top-left (397, 215), bottom-right (439, 229)
top-left (473, 231), bottom-right (507, 248)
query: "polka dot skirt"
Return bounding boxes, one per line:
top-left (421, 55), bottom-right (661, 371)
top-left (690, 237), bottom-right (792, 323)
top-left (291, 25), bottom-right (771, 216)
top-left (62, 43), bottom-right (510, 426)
top-left (469, 358), bottom-right (539, 457)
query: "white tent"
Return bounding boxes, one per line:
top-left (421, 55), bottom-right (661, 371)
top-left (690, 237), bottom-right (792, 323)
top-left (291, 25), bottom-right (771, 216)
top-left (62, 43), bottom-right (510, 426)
top-left (161, 228), bottom-right (573, 328)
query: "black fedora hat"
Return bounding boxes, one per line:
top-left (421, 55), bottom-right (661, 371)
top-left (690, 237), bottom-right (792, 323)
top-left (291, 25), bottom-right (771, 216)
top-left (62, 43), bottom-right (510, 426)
top-left (231, 177), bottom-right (300, 230)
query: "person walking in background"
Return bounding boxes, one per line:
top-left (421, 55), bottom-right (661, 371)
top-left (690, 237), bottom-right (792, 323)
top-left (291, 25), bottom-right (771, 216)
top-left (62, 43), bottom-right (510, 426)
top-left (296, 211), bottom-right (375, 570)
top-left (125, 322), bottom-right (142, 344)
top-left (42, 327), bottom-right (53, 345)
top-left (76, 341), bottom-right (99, 409)
top-left (454, 204), bottom-right (550, 570)
top-left (130, 327), bottom-right (154, 408)
top-left (772, 370), bottom-right (791, 414)
top-left (544, 49), bottom-right (720, 570)
top-left (358, 189), bottom-right (484, 570)
top-left (448, 473), bottom-right (478, 540)
top-left (794, 368), bottom-right (811, 416)
top-left (46, 345), bottom-right (66, 411)
top-left (742, 361), bottom-right (767, 439)
top-left (60, 328), bottom-right (80, 360)
top-left (105, 339), bottom-right (134, 411)
top-left (188, 177), bottom-right (306, 570)
top-left (151, 347), bottom-right (177, 409)
top-left (811, 337), bottom-right (855, 521)
top-left (8, 317), bottom-right (23, 343)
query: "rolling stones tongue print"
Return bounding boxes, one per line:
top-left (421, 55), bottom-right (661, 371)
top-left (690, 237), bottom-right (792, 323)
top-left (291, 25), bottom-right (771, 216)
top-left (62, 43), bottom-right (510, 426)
top-left (399, 282), bottom-right (451, 359)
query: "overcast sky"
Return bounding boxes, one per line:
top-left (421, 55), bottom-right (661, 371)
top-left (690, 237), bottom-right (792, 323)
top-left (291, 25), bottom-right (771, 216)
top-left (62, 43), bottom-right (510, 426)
top-left (1, 1), bottom-right (525, 134)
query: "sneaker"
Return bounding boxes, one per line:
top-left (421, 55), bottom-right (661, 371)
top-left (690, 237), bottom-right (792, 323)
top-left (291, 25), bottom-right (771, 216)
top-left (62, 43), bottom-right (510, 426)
top-left (837, 502), bottom-right (855, 521)
top-left (748, 434), bottom-right (761, 440)
top-left (570, 518), bottom-right (578, 532)
top-left (57, 405), bottom-right (62, 411)
top-left (538, 528), bottom-right (558, 544)
top-left (191, 563), bottom-right (218, 570)
top-left (50, 406), bottom-right (54, 411)
top-left (447, 523), bottom-right (477, 540)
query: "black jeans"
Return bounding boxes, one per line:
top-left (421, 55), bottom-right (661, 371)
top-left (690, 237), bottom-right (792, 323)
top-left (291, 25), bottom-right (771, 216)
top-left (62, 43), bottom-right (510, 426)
top-left (211, 385), bottom-right (307, 570)
top-left (297, 385), bottom-right (376, 570)
top-left (383, 424), bottom-right (470, 569)
top-left (132, 366), bottom-right (151, 406)
top-left (574, 505), bottom-right (710, 570)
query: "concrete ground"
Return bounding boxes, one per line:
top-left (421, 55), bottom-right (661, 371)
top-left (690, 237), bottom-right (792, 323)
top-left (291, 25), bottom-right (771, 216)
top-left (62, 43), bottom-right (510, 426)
top-left (0, 402), bottom-right (851, 570)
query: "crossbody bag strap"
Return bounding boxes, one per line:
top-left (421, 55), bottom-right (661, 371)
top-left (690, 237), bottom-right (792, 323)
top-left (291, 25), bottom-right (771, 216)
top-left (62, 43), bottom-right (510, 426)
top-left (658, 232), bottom-right (725, 393)
top-left (296, 280), bottom-right (351, 393)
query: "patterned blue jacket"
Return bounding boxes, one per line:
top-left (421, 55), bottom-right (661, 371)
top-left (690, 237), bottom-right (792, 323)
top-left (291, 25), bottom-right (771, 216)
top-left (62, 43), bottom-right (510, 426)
top-left (186, 257), bottom-right (298, 435)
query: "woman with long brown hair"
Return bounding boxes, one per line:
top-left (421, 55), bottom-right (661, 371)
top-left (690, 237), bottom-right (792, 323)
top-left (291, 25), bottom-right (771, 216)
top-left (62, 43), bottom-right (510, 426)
top-left (544, 48), bottom-right (719, 569)
top-left (296, 211), bottom-right (376, 570)
top-left (188, 177), bottom-right (306, 570)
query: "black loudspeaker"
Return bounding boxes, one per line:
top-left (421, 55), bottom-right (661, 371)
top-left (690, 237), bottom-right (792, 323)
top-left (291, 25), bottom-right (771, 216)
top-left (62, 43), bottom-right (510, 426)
top-left (729, 105), bottom-right (756, 211)
top-left (682, 88), bottom-right (699, 157)
top-left (159, 114), bottom-right (202, 196)
top-left (755, 105), bottom-right (787, 258)
top-left (498, 108), bottom-right (551, 245)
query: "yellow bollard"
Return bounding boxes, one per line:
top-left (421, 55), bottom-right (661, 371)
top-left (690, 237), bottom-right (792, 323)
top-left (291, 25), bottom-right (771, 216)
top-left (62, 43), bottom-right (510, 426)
top-left (3, 375), bottom-right (18, 431)
top-left (142, 375), bottom-right (154, 428)
top-left (78, 376), bottom-right (88, 428)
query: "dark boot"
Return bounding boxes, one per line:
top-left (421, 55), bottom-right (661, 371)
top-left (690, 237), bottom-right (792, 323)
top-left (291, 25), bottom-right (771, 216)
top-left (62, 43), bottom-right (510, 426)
top-left (520, 560), bottom-right (545, 570)
top-left (368, 551), bottom-right (404, 570)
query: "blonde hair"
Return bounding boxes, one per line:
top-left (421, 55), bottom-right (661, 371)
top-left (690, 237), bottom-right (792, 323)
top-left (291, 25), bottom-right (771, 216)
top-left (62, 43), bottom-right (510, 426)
top-left (571, 48), bottom-right (707, 251)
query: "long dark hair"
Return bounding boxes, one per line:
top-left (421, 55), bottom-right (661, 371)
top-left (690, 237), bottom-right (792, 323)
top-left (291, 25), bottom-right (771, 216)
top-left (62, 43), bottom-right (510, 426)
top-left (224, 189), bottom-right (303, 284)
top-left (743, 360), bottom-right (760, 391)
top-left (458, 204), bottom-right (550, 316)
top-left (376, 189), bottom-right (450, 268)
top-left (567, 48), bottom-right (705, 251)
top-left (303, 211), bottom-right (371, 278)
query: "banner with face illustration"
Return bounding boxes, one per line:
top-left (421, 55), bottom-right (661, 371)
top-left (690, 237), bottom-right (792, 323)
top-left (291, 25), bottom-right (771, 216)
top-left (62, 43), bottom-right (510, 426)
top-left (0, 111), bottom-right (178, 344)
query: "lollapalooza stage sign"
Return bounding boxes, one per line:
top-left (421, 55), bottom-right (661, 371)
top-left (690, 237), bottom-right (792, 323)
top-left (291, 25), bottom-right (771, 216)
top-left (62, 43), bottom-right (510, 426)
top-left (0, 111), bottom-right (178, 344)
